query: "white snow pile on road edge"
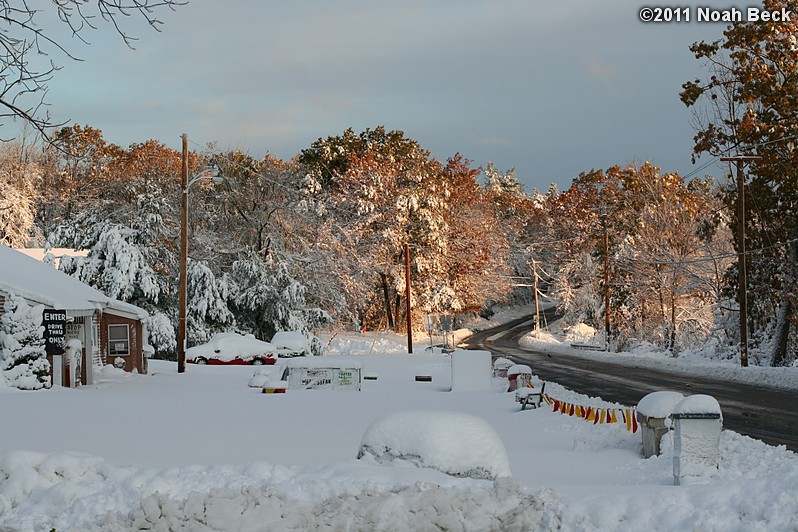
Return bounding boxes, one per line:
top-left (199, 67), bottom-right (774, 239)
top-left (0, 451), bottom-right (561, 531)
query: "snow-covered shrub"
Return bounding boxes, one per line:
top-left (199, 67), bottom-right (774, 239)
top-left (142, 311), bottom-right (176, 355)
top-left (0, 293), bottom-right (50, 390)
top-left (357, 410), bottom-right (511, 480)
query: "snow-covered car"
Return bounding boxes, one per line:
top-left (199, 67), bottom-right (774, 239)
top-left (186, 333), bottom-right (277, 365)
top-left (270, 331), bottom-right (310, 358)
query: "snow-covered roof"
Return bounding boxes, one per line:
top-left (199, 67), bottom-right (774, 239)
top-left (15, 248), bottom-right (89, 268)
top-left (0, 244), bottom-right (147, 320)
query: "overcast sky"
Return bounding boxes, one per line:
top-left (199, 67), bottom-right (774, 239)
top-left (19, 1), bottom-right (734, 191)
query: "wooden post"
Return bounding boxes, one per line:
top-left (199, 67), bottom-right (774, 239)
top-left (178, 133), bottom-right (188, 373)
top-left (532, 258), bottom-right (540, 336)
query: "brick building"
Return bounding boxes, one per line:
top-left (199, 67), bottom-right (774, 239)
top-left (0, 244), bottom-right (151, 385)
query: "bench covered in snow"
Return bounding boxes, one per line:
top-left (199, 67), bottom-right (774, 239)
top-left (515, 382), bottom-right (546, 410)
top-left (570, 343), bottom-right (604, 351)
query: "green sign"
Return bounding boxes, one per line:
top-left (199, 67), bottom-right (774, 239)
top-left (338, 370), bottom-right (353, 386)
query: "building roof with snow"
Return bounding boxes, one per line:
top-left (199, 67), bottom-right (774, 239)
top-left (0, 244), bottom-right (147, 320)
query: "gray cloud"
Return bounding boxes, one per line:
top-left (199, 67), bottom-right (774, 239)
top-left (22, 0), bottom-right (732, 190)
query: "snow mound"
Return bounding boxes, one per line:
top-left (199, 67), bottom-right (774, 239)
top-left (637, 391), bottom-right (685, 418)
top-left (493, 357), bottom-right (514, 370)
top-left (563, 323), bottom-right (597, 342)
top-left (357, 410), bottom-right (511, 480)
top-left (248, 368), bottom-right (277, 388)
top-left (674, 394), bottom-right (722, 417)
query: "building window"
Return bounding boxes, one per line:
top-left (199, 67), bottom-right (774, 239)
top-left (108, 324), bottom-right (130, 356)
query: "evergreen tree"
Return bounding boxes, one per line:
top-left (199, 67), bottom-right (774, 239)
top-left (228, 252), bottom-right (330, 341)
top-left (0, 293), bottom-right (50, 390)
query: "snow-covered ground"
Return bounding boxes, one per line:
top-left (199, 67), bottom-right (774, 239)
top-left (1, 328), bottom-right (797, 531)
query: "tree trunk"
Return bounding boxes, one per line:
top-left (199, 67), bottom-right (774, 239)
top-left (394, 293), bottom-right (402, 333)
top-left (770, 241), bottom-right (798, 367)
top-left (770, 299), bottom-right (792, 366)
top-left (669, 291), bottom-right (677, 353)
top-left (380, 273), bottom-right (395, 330)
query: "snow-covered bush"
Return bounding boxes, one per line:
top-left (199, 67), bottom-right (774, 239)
top-left (0, 293), bottom-right (50, 390)
top-left (357, 410), bottom-right (511, 480)
top-left (143, 311), bottom-right (176, 354)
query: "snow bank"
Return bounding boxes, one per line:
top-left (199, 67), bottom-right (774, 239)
top-left (357, 410), bottom-right (511, 480)
top-left (0, 449), bottom-right (557, 531)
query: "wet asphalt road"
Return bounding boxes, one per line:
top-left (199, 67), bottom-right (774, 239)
top-left (463, 313), bottom-right (798, 452)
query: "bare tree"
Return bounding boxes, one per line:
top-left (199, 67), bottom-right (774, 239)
top-left (0, 1), bottom-right (184, 140)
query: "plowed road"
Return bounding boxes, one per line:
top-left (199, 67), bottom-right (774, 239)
top-left (463, 313), bottom-right (798, 452)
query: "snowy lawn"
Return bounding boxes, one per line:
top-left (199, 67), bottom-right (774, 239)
top-left (1, 332), bottom-right (797, 531)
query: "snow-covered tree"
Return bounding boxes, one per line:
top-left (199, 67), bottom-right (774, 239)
top-left (0, 293), bottom-right (50, 390)
top-left (299, 128), bottom-right (516, 330)
top-left (53, 200), bottom-right (176, 354)
top-left (682, 5), bottom-right (798, 366)
top-left (0, 140), bottom-right (45, 247)
top-left (186, 260), bottom-right (235, 344)
top-left (228, 253), bottom-right (331, 340)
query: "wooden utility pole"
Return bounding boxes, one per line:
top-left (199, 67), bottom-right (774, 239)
top-left (178, 133), bottom-right (189, 373)
top-left (404, 242), bottom-right (413, 354)
top-left (532, 258), bottom-right (540, 336)
top-left (720, 155), bottom-right (761, 367)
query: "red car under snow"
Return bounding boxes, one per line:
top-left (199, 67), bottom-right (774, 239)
top-left (186, 332), bottom-right (277, 365)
